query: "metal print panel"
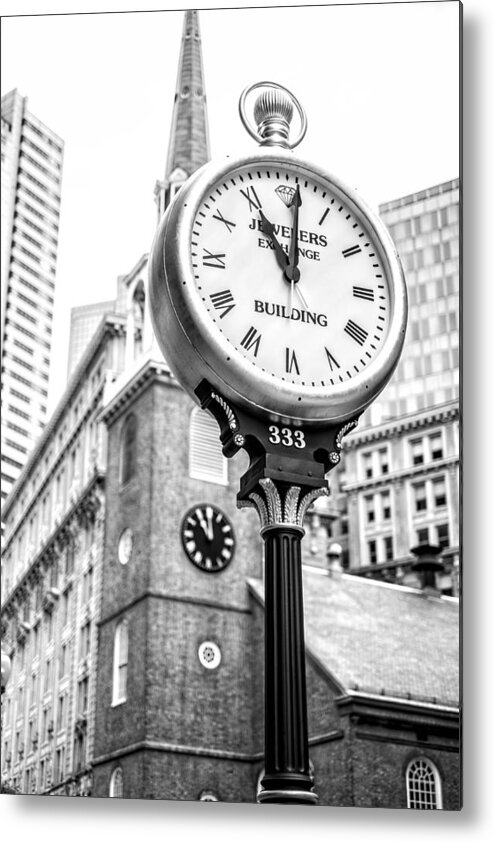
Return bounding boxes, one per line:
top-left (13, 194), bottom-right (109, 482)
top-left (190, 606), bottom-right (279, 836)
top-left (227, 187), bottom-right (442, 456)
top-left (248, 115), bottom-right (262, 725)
top-left (1, 1), bottom-right (461, 812)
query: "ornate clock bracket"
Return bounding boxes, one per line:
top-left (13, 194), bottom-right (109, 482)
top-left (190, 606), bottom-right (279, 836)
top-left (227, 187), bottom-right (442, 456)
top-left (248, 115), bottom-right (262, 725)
top-left (196, 379), bottom-right (359, 804)
top-left (195, 379), bottom-right (359, 504)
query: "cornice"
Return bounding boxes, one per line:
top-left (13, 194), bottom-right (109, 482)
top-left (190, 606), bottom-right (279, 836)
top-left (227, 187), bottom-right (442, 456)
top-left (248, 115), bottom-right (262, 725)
top-left (336, 691), bottom-right (459, 722)
top-left (345, 401), bottom-right (459, 449)
top-left (343, 454), bottom-right (459, 493)
top-left (98, 355), bottom-right (179, 428)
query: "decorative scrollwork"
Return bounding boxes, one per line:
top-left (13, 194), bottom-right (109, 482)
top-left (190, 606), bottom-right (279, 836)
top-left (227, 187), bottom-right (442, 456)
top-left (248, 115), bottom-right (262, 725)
top-left (211, 392), bottom-right (239, 431)
top-left (239, 478), bottom-right (328, 532)
top-left (335, 418), bottom-right (358, 451)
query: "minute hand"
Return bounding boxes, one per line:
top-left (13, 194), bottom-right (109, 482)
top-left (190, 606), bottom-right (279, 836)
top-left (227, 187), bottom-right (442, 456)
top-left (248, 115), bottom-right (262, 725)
top-left (289, 184), bottom-right (302, 270)
top-left (259, 211), bottom-right (288, 272)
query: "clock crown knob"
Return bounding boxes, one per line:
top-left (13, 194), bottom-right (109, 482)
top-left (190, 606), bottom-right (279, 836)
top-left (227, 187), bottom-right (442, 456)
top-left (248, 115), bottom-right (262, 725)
top-left (239, 82), bottom-right (307, 149)
top-left (253, 88), bottom-right (294, 147)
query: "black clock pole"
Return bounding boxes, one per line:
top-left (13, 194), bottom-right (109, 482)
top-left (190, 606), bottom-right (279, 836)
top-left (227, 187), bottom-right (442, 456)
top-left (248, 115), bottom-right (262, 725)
top-left (258, 517), bottom-right (315, 803)
top-left (196, 380), bottom-right (358, 805)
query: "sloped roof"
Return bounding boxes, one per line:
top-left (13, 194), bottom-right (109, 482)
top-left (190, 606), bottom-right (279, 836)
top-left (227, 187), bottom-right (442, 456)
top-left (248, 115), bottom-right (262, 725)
top-left (249, 565), bottom-right (459, 709)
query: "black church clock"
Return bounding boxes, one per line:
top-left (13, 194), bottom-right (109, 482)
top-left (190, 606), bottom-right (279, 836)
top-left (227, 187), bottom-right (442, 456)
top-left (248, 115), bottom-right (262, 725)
top-left (149, 83), bottom-right (407, 426)
top-left (181, 504), bottom-right (235, 572)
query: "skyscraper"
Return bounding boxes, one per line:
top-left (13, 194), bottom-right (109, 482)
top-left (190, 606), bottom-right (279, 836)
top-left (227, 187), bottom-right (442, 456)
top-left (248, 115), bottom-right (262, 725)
top-left (1, 89), bottom-right (64, 503)
top-left (365, 179), bottom-right (460, 427)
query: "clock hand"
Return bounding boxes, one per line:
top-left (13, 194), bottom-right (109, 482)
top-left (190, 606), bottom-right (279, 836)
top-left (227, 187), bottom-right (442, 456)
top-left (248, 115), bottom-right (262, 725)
top-left (205, 507), bottom-right (214, 542)
top-left (259, 211), bottom-right (288, 273)
top-left (289, 184), bottom-right (301, 270)
top-left (285, 186), bottom-right (302, 285)
top-left (197, 511), bottom-right (212, 541)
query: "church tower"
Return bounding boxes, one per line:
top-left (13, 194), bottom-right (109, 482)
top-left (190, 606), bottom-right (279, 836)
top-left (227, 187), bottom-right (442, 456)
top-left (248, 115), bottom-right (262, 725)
top-left (154, 10), bottom-right (211, 219)
top-left (91, 9), bottom-right (265, 802)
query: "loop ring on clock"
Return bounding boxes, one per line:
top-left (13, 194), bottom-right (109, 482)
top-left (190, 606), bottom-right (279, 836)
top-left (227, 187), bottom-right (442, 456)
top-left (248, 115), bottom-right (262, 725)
top-left (239, 81), bottom-right (307, 149)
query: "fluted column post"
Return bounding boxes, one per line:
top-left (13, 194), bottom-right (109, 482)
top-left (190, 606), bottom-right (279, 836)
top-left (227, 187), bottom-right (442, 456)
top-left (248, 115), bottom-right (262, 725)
top-left (240, 478), bottom-right (328, 804)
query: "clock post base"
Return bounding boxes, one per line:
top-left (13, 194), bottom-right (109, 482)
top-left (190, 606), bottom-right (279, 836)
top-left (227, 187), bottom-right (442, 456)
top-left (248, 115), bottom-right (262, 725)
top-left (195, 380), bottom-right (360, 806)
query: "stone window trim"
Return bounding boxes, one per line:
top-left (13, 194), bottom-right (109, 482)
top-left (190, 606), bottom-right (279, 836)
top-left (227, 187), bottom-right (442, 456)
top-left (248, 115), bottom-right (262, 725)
top-left (109, 765), bottom-right (124, 797)
top-left (406, 756), bottom-right (443, 809)
top-left (119, 413), bottom-right (137, 487)
top-left (112, 618), bottom-right (128, 706)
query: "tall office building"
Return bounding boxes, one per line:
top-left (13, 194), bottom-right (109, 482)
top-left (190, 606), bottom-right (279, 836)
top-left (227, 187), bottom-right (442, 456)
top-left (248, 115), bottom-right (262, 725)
top-left (329, 179), bottom-right (460, 592)
top-left (1, 89), bottom-right (64, 503)
top-left (66, 301), bottom-right (117, 380)
top-left (364, 179), bottom-right (460, 428)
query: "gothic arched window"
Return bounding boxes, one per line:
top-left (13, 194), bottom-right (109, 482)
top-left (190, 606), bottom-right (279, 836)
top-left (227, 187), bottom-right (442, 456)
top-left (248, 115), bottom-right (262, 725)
top-left (112, 620), bottom-right (128, 706)
top-left (109, 766), bottom-right (124, 797)
top-left (406, 757), bottom-right (443, 809)
top-left (120, 414), bottom-right (137, 486)
top-left (189, 407), bottom-right (227, 486)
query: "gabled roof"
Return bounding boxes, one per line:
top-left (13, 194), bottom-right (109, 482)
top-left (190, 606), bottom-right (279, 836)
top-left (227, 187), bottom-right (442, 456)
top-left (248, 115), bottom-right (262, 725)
top-left (249, 565), bottom-right (459, 710)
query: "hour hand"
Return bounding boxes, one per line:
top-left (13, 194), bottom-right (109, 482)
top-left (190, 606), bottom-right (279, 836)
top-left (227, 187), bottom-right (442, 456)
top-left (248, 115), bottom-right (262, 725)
top-left (259, 211), bottom-right (288, 272)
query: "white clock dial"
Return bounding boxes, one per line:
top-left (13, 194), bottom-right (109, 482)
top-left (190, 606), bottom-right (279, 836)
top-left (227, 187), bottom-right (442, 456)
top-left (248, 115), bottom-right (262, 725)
top-left (191, 164), bottom-right (390, 388)
top-left (149, 148), bottom-right (407, 424)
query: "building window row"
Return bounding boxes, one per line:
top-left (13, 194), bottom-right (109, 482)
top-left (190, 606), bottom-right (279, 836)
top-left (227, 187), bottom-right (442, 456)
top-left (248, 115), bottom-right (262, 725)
top-left (16, 197), bottom-right (60, 232)
top-left (364, 490), bottom-right (392, 525)
top-left (14, 210), bottom-right (59, 246)
top-left (18, 182), bottom-right (60, 219)
top-left (367, 534), bottom-right (394, 565)
top-left (19, 150), bottom-right (61, 185)
top-left (361, 446), bottom-right (389, 481)
top-left (412, 476), bottom-right (448, 514)
top-left (416, 522), bottom-right (450, 549)
top-left (22, 118), bottom-right (63, 155)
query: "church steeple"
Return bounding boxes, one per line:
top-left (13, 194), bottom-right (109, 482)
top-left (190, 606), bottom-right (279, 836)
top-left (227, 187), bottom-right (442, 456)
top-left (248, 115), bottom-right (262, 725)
top-left (155, 10), bottom-right (211, 218)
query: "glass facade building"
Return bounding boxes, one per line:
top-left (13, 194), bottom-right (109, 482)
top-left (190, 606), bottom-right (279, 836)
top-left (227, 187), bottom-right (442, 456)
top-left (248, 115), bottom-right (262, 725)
top-left (365, 179), bottom-right (460, 427)
top-left (1, 90), bottom-right (64, 503)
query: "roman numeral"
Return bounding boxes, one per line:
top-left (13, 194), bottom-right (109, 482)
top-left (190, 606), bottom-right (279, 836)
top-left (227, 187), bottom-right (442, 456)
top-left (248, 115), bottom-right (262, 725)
top-left (240, 326), bottom-right (262, 356)
top-left (342, 245), bottom-right (362, 258)
top-left (212, 208), bottom-right (236, 233)
top-left (353, 286), bottom-right (375, 301)
top-left (344, 319), bottom-right (368, 346)
top-left (240, 185), bottom-right (262, 211)
top-left (202, 248), bottom-right (226, 269)
top-left (324, 347), bottom-right (340, 370)
top-left (210, 289), bottom-right (236, 318)
top-left (285, 347), bottom-right (300, 375)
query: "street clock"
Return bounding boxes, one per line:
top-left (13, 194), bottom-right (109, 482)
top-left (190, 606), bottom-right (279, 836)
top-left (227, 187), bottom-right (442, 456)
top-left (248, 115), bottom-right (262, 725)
top-left (149, 82), bottom-right (407, 427)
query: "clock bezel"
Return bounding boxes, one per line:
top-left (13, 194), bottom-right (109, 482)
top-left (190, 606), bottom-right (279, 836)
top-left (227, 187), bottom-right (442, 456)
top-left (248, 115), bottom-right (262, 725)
top-left (149, 147), bottom-right (407, 425)
top-left (180, 503), bottom-right (235, 573)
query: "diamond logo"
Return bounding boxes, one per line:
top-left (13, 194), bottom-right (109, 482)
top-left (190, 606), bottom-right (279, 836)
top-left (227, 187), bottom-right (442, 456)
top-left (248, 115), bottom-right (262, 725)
top-left (275, 185), bottom-right (296, 207)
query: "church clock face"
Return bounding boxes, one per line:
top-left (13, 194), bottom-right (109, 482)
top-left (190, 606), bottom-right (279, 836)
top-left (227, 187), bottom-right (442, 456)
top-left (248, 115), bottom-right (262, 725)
top-left (181, 504), bottom-right (235, 572)
top-left (149, 149), bottom-right (407, 425)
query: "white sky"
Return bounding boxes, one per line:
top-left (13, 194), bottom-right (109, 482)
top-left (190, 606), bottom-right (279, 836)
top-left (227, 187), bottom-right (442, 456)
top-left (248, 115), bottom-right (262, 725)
top-left (2, 1), bottom-right (460, 413)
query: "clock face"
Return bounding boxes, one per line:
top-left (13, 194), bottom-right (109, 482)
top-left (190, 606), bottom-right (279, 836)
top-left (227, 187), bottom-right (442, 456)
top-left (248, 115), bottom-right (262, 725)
top-left (191, 162), bottom-right (391, 389)
top-left (149, 150), bottom-right (407, 424)
top-left (181, 504), bottom-right (235, 572)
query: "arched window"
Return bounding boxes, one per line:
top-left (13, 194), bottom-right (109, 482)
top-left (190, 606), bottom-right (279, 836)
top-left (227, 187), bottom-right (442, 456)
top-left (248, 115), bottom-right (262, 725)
top-left (120, 414), bottom-right (137, 486)
top-left (189, 408), bottom-right (227, 486)
top-left (406, 757), bottom-right (443, 809)
top-left (112, 620), bottom-right (128, 706)
top-left (109, 766), bottom-right (124, 797)
top-left (199, 790), bottom-right (219, 801)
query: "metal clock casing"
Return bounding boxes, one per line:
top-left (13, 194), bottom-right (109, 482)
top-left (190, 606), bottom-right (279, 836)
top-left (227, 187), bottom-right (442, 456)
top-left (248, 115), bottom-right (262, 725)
top-left (149, 147), bottom-right (407, 426)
